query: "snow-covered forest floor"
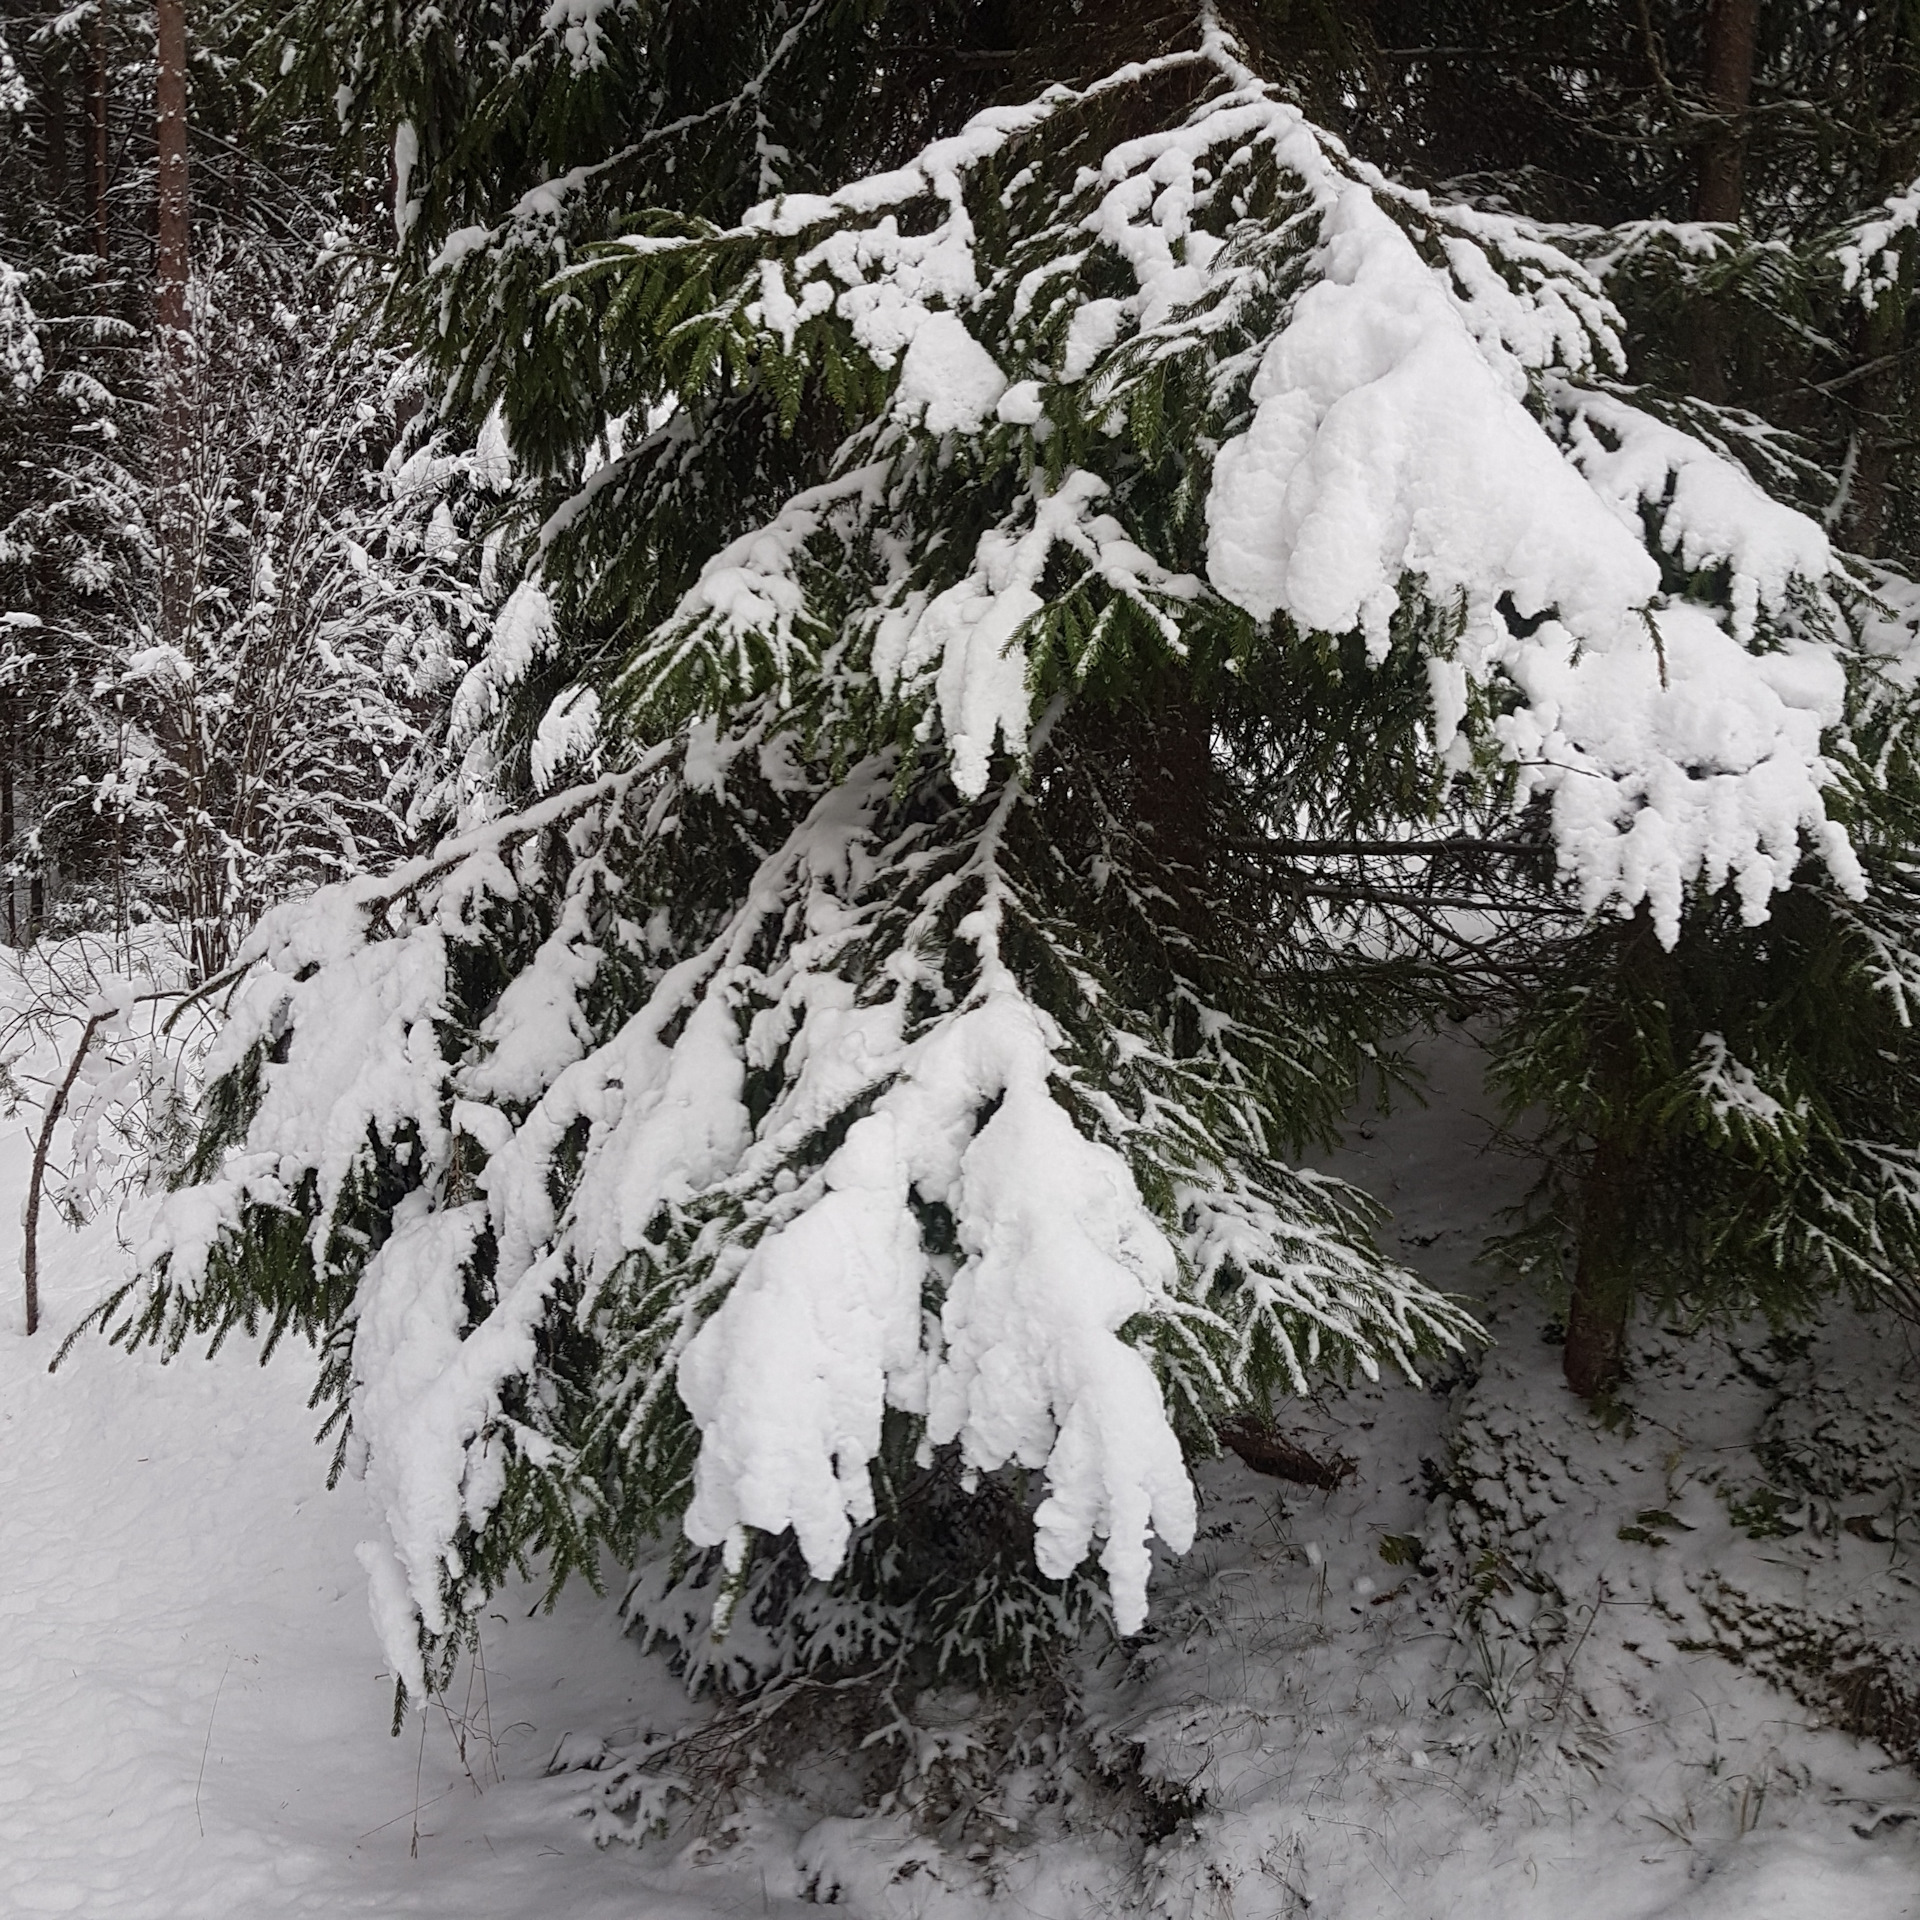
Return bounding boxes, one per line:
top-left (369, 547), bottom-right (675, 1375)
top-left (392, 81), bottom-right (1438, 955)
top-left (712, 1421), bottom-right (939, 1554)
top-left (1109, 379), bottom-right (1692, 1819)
top-left (4, 1023), bottom-right (1917, 1919)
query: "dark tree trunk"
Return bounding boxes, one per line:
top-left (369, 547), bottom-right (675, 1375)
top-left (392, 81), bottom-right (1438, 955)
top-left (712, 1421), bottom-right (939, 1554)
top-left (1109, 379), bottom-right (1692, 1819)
top-left (40, 33), bottom-right (69, 212)
top-left (1564, 1135), bottom-right (1634, 1400)
top-left (1843, 299), bottom-right (1910, 559)
top-left (1128, 675), bottom-right (1216, 959)
top-left (1689, 0), bottom-right (1760, 404)
top-left (1840, 24), bottom-right (1920, 557)
top-left (2, 732), bottom-right (14, 949)
top-left (1561, 911), bottom-right (1664, 1401)
top-left (156, 0), bottom-right (191, 650)
top-left (90, 7), bottom-right (111, 261)
top-left (2, 713), bottom-right (15, 950)
top-left (23, 729), bottom-right (40, 937)
top-left (1136, 689), bottom-right (1213, 873)
top-left (155, 0), bottom-right (189, 336)
top-left (1694, 0), bottom-right (1760, 225)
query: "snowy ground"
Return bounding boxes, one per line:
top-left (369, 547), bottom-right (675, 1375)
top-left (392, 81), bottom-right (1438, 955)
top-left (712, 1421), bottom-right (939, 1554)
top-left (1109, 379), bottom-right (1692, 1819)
top-left (2, 1194), bottom-right (744, 1917)
top-left (2, 1030), bottom-right (1916, 1917)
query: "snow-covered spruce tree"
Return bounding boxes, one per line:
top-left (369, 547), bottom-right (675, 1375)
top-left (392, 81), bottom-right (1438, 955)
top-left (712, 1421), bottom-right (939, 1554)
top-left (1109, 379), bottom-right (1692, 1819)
top-left (1489, 668), bottom-right (1920, 1397)
top-left (1374, 8), bottom-right (1920, 1397)
top-left (102, 14), bottom-right (1892, 1706)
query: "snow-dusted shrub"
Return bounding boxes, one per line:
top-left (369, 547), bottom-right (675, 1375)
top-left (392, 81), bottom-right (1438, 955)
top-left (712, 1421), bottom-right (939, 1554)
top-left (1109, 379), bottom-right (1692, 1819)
top-left (86, 248), bottom-right (495, 969)
top-left (1425, 1304), bottom-right (1920, 1774)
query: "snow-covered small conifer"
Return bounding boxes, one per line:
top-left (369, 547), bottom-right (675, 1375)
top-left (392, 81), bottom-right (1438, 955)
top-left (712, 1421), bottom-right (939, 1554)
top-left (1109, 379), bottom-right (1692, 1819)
top-left (102, 8), bottom-right (1920, 1703)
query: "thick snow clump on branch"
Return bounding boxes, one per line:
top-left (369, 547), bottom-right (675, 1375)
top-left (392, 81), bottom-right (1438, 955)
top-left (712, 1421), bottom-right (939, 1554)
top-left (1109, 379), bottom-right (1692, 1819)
top-left (625, 30), bottom-right (1860, 945)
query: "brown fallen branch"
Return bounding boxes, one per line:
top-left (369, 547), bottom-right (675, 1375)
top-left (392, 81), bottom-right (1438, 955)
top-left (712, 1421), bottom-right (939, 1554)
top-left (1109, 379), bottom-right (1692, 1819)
top-left (1217, 1417), bottom-right (1355, 1491)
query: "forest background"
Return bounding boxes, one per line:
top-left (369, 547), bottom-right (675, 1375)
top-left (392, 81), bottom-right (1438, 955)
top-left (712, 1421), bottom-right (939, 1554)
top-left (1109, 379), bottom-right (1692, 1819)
top-left (3, 3), bottom-right (1920, 1911)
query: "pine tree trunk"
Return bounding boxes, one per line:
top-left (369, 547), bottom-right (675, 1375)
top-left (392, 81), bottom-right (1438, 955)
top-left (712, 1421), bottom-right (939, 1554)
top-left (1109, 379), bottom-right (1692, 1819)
top-left (2, 720), bottom-right (15, 950)
top-left (1694, 0), bottom-right (1759, 225)
top-left (1564, 1134), bottom-right (1634, 1400)
top-left (155, 0), bottom-right (188, 336)
top-left (1840, 27), bottom-right (1920, 557)
top-left (156, 0), bottom-right (191, 647)
top-left (90, 7), bottom-right (111, 261)
top-left (154, 0), bottom-right (215, 968)
top-left (1562, 911), bottom-right (1662, 1400)
top-left (1137, 690), bottom-right (1213, 873)
top-left (24, 731), bottom-right (41, 937)
top-left (41, 32), bottom-right (69, 212)
top-left (1130, 676), bottom-right (1215, 950)
top-left (1844, 296), bottom-right (1910, 558)
top-left (1689, 0), bottom-right (1759, 405)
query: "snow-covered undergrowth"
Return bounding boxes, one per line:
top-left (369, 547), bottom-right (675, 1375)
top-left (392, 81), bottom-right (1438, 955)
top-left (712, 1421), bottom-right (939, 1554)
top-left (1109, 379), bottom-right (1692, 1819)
top-left (5, 990), bottom-right (1916, 1917)
top-left (0, 933), bottom-right (211, 1211)
top-left (527, 1037), bottom-right (1920, 1919)
top-left (1101, 1312), bottom-right (1920, 1920)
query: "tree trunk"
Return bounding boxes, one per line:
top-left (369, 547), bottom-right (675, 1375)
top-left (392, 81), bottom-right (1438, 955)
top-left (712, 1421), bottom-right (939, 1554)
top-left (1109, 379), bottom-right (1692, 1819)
top-left (155, 0), bottom-right (189, 338)
top-left (24, 731), bottom-right (41, 937)
top-left (1564, 1134), bottom-right (1634, 1400)
top-left (1562, 910), bottom-right (1664, 1401)
top-left (90, 6), bottom-right (111, 260)
top-left (2, 718), bottom-right (16, 949)
top-left (1694, 0), bottom-right (1760, 225)
top-left (1839, 24), bottom-right (1920, 557)
top-left (1129, 675), bottom-right (1216, 959)
top-left (1136, 690), bottom-right (1213, 874)
top-left (156, 0), bottom-right (192, 657)
top-left (40, 32), bottom-right (69, 212)
top-left (1689, 0), bottom-right (1760, 404)
top-left (1841, 295), bottom-right (1910, 558)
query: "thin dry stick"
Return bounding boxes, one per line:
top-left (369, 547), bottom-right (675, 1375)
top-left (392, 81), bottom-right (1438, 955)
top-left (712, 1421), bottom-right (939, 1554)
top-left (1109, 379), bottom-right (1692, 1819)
top-left (195, 1652), bottom-right (234, 1838)
top-left (22, 1004), bottom-right (110, 1339)
top-left (354, 1787), bottom-right (455, 1846)
top-left (22, 962), bottom-right (248, 1337)
top-left (475, 1623), bottom-right (498, 1784)
top-left (410, 1698), bottom-right (430, 1858)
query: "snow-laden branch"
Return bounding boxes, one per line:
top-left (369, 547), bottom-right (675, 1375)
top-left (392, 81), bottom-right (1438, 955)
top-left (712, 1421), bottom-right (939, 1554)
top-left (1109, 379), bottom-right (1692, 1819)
top-left (119, 706), bottom-right (1474, 1690)
top-left (595, 32), bottom-right (1859, 946)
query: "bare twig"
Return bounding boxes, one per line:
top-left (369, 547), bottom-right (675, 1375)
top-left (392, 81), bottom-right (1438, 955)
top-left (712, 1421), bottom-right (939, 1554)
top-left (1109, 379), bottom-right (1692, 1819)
top-left (195, 1651), bottom-right (234, 1838)
top-left (410, 1700), bottom-right (430, 1858)
top-left (22, 959), bottom-right (250, 1336)
top-left (22, 1002), bottom-right (111, 1339)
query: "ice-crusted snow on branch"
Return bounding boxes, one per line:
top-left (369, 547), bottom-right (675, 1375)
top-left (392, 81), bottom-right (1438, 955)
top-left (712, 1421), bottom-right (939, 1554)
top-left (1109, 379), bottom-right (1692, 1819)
top-left (1835, 177), bottom-right (1920, 310)
top-left (670, 752), bottom-right (1200, 1626)
top-left (1495, 602), bottom-right (1859, 945)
